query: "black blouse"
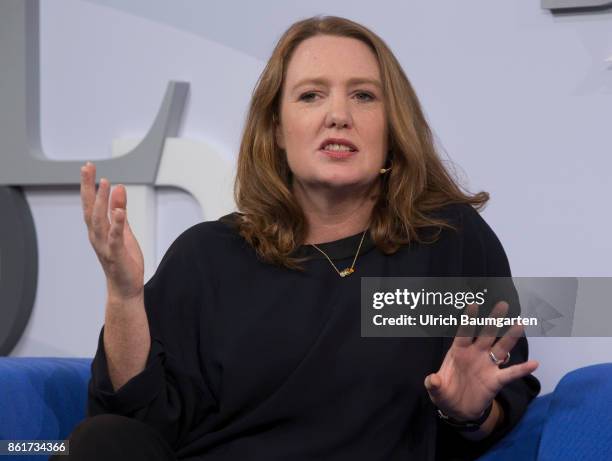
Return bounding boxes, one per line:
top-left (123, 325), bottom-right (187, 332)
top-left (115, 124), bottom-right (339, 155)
top-left (88, 203), bottom-right (541, 460)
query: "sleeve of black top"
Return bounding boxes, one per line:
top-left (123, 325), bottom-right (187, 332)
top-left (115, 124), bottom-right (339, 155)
top-left (436, 204), bottom-right (541, 461)
top-left (87, 225), bottom-right (218, 450)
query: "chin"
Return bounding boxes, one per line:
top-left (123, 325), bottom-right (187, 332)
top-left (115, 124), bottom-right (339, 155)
top-left (315, 174), bottom-right (371, 190)
top-left (295, 166), bottom-right (376, 190)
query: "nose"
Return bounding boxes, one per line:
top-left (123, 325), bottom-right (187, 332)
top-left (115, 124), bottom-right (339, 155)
top-left (324, 95), bottom-right (352, 129)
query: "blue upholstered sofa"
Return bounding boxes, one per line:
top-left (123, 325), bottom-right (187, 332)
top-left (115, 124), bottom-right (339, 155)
top-left (0, 359), bottom-right (611, 460)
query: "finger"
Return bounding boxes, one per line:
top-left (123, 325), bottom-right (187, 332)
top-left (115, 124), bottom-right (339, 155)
top-left (453, 302), bottom-right (478, 348)
top-left (109, 183), bottom-right (127, 211)
top-left (91, 177), bottom-right (111, 241)
top-left (474, 301), bottom-right (508, 350)
top-left (489, 322), bottom-right (524, 362)
top-left (108, 208), bottom-right (126, 255)
top-left (80, 162), bottom-right (96, 228)
top-left (497, 360), bottom-right (539, 386)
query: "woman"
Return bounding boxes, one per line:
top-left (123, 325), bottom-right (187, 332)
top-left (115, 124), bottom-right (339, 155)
top-left (67, 15), bottom-right (540, 461)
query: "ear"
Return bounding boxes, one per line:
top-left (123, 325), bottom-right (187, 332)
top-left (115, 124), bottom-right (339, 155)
top-left (274, 116), bottom-right (285, 150)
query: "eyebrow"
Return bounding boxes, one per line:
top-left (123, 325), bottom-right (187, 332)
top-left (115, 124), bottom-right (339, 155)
top-left (290, 77), bottom-right (382, 92)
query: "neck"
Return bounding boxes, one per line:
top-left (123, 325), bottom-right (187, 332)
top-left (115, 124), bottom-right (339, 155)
top-left (293, 180), bottom-right (379, 244)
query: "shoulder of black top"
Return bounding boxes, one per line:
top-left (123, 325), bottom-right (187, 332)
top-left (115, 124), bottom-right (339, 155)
top-left (218, 212), bottom-right (242, 229)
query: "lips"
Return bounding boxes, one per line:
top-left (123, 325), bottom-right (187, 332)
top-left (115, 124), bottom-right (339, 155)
top-left (320, 149), bottom-right (356, 159)
top-left (319, 138), bottom-right (358, 151)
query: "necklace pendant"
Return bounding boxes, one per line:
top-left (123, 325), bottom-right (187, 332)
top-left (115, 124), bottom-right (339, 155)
top-left (339, 267), bottom-right (355, 277)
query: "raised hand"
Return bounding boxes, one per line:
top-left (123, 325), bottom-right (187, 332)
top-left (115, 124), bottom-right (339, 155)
top-left (80, 162), bottom-right (145, 302)
top-left (424, 301), bottom-right (539, 422)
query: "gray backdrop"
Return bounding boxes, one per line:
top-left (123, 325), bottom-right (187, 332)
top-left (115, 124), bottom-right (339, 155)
top-left (7, 0), bottom-right (612, 394)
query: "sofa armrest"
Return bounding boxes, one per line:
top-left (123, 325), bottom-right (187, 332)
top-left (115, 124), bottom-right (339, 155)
top-left (537, 362), bottom-right (612, 460)
top-left (476, 392), bottom-right (553, 461)
top-left (0, 358), bottom-right (91, 441)
top-left (478, 362), bottom-right (612, 460)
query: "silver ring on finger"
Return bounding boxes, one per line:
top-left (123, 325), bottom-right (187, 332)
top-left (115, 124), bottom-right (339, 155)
top-left (489, 350), bottom-right (510, 366)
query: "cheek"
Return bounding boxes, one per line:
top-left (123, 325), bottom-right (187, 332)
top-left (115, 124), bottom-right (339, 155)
top-left (282, 128), bottom-right (309, 172)
top-left (283, 115), bottom-right (318, 157)
top-left (362, 116), bottom-right (388, 156)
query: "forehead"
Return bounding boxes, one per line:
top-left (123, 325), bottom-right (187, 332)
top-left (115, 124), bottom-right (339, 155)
top-left (284, 35), bottom-right (381, 84)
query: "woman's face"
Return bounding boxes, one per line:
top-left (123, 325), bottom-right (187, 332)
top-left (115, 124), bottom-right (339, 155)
top-left (275, 35), bottom-right (388, 192)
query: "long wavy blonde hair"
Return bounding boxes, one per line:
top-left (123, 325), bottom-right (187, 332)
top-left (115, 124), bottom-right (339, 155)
top-left (233, 15), bottom-right (488, 270)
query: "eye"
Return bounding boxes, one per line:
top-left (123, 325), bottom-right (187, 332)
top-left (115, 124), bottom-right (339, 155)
top-left (355, 91), bottom-right (375, 102)
top-left (299, 92), bottom-right (319, 102)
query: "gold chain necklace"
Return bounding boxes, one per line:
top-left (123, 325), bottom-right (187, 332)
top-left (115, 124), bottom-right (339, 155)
top-left (310, 229), bottom-right (368, 277)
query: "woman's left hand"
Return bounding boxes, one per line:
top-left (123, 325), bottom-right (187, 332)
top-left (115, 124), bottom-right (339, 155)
top-left (424, 301), bottom-right (539, 422)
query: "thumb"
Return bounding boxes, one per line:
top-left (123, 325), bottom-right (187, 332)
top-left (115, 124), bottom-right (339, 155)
top-left (122, 209), bottom-right (137, 239)
top-left (424, 373), bottom-right (442, 396)
top-left (121, 208), bottom-right (144, 260)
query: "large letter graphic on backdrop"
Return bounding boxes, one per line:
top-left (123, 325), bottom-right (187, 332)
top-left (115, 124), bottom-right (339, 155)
top-left (0, 0), bottom-right (189, 355)
top-left (542, 0), bottom-right (612, 9)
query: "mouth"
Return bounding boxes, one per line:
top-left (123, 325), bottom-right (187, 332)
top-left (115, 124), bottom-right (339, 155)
top-left (319, 138), bottom-right (358, 159)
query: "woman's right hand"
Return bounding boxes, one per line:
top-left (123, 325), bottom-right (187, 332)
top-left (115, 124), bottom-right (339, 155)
top-left (80, 162), bottom-right (145, 302)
